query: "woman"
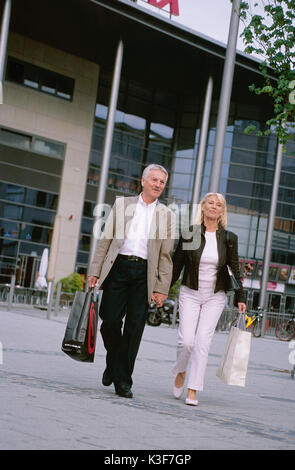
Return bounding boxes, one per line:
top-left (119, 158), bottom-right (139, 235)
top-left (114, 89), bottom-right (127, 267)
top-left (171, 192), bottom-right (246, 406)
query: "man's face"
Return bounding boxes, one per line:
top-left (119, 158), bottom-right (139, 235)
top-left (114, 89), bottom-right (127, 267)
top-left (141, 169), bottom-right (167, 202)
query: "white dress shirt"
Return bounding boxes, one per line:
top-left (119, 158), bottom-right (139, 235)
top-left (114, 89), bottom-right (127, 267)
top-left (119, 194), bottom-right (157, 259)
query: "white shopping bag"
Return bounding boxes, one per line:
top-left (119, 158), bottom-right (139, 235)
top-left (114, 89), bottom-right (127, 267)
top-left (216, 314), bottom-right (251, 387)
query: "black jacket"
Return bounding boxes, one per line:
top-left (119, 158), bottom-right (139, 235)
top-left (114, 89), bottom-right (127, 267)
top-left (171, 223), bottom-right (245, 305)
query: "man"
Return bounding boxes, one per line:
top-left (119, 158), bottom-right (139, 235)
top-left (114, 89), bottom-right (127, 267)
top-left (88, 164), bottom-right (175, 398)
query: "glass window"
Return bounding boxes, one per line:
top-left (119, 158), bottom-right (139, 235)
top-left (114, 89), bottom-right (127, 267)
top-left (83, 201), bottom-right (95, 218)
top-left (23, 207), bottom-right (55, 227)
top-left (171, 173), bottom-right (193, 190)
top-left (0, 183), bottom-right (25, 203)
top-left (0, 220), bottom-right (20, 239)
top-left (0, 128), bottom-right (31, 150)
top-left (24, 189), bottom-right (58, 210)
top-left (19, 242), bottom-right (45, 257)
top-left (40, 69), bottom-right (56, 95)
top-left (170, 188), bottom-right (191, 204)
top-left (95, 104), bottom-right (108, 121)
top-left (150, 123), bottom-right (173, 140)
top-left (76, 251), bottom-right (89, 265)
top-left (3, 203), bottom-right (23, 220)
top-left (229, 165), bottom-right (254, 180)
top-left (81, 218), bottom-right (93, 235)
top-left (89, 150), bottom-right (102, 168)
top-left (87, 167), bottom-right (100, 185)
top-left (6, 57), bottom-right (75, 101)
top-left (280, 171), bottom-right (295, 187)
top-left (56, 75), bottom-right (74, 100)
top-left (23, 63), bottom-right (39, 89)
top-left (227, 195), bottom-right (252, 211)
top-left (6, 59), bottom-right (24, 84)
top-left (0, 239), bottom-right (18, 257)
top-left (282, 156), bottom-right (295, 172)
top-left (91, 127), bottom-right (104, 152)
top-left (0, 256), bottom-right (16, 282)
top-left (20, 224), bottom-right (52, 244)
top-left (79, 234), bottom-right (91, 252)
top-left (173, 158), bottom-right (195, 174)
top-left (0, 126), bottom-right (65, 159)
top-left (227, 180), bottom-right (255, 197)
top-left (32, 138), bottom-right (65, 159)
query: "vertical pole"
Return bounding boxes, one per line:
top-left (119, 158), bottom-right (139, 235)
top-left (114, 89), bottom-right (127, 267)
top-left (7, 274), bottom-right (15, 311)
top-left (209, 0), bottom-right (241, 193)
top-left (259, 138), bottom-right (284, 336)
top-left (47, 281), bottom-right (55, 320)
top-left (0, 0), bottom-right (11, 103)
top-left (54, 281), bottom-right (62, 316)
top-left (88, 39), bottom-right (124, 272)
top-left (190, 76), bottom-right (213, 224)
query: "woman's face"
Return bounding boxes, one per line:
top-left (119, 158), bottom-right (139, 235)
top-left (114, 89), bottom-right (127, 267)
top-left (202, 195), bottom-right (224, 222)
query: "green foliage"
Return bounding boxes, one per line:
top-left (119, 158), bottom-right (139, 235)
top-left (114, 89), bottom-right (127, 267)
top-left (59, 272), bottom-right (83, 293)
top-left (169, 277), bottom-right (182, 299)
top-left (239, 0), bottom-right (295, 146)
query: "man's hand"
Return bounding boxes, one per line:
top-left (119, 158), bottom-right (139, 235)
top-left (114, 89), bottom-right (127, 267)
top-left (88, 276), bottom-right (99, 289)
top-left (151, 292), bottom-right (167, 308)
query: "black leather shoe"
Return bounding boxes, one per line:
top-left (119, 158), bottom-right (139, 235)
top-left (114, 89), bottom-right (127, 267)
top-left (115, 383), bottom-right (133, 398)
top-left (102, 369), bottom-right (113, 387)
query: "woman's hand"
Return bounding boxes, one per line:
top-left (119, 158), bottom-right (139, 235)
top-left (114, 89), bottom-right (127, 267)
top-left (238, 302), bottom-right (247, 314)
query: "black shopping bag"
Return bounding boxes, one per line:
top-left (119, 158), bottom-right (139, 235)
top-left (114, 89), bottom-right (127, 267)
top-left (61, 290), bottom-right (99, 362)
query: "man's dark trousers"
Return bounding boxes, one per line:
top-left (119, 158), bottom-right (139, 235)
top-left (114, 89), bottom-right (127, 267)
top-left (99, 256), bottom-right (148, 387)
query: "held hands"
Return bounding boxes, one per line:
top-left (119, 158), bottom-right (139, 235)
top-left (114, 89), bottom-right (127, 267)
top-left (151, 292), bottom-right (167, 308)
top-left (238, 302), bottom-right (247, 314)
top-left (88, 276), bottom-right (99, 289)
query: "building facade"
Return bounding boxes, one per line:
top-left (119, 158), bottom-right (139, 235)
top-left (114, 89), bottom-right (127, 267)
top-left (0, 0), bottom-right (295, 312)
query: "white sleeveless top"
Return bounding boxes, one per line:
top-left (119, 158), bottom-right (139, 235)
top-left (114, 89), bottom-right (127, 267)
top-left (198, 231), bottom-right (219, 285)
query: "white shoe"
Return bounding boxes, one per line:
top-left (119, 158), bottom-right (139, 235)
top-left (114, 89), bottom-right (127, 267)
top-left (185, 397), bottom-right (198, 406)
top-left (173, 385), bottom-right (184, 399)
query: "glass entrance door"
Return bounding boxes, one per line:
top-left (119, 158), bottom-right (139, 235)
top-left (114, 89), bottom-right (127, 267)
top-left (16, 255), bottom-right (40, 287)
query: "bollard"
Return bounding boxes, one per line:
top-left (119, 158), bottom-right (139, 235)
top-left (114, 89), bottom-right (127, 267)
top-left (7, 275), bottom-right (15, 311)
top-left (54, 282), bottom-right (62, 316)
top-left (46, 281), bottom-right (55, 320)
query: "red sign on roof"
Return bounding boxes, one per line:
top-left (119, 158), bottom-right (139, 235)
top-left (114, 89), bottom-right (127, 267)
top-left (148, 0), bottom-right (180, 16)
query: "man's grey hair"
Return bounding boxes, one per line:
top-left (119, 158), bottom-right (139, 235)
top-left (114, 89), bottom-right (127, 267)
top-left (142, 164), bottom-right (168, 182)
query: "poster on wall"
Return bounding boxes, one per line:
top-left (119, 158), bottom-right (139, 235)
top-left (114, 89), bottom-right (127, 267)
top-left (243, 260), bottom-right (256, 278)
top-left (268, 264), bottom-right (279, 281)
top-left (288, 267), bottom-right (295, 285)
top-left (278, 266), bottom-right (290, 282)
top-left (256, 262), bottom-right (263, 278)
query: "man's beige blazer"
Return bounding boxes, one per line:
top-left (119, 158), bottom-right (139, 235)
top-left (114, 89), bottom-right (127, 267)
top-left (89, 196), bottom-right (176, 302)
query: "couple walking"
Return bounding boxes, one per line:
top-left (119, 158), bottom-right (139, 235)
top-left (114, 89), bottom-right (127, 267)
top-left (88, 164), bottom-right (246, 405)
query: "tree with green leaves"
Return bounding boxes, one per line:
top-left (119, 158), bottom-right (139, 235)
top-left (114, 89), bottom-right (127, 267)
top-left (239, 0), bottom-right (295, 146)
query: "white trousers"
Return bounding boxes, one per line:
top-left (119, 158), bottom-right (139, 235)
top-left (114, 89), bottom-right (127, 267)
top-left (172, 282), bottom-right (226, 391)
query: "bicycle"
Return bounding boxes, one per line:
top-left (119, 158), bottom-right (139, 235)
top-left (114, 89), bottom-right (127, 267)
top-left (275, 314), bottom-right (295, 342)
top-left (230, 307), bottom-right (264, 337)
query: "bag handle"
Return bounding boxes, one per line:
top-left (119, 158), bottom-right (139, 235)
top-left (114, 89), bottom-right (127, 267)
top-left (226, 230), bottom-right (230, 265)
top-left (236, 313), bottom-right (246, 331)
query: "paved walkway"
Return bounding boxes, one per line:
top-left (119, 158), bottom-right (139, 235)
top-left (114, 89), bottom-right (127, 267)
top-left (0, 304), bottom-right (294, 451)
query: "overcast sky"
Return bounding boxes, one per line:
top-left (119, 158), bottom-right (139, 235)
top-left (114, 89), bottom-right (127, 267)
top-left (138, 0), bottom-right (249, 53)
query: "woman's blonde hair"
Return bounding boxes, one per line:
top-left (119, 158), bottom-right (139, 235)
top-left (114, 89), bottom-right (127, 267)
top-left (195, 192), bottom-right (227, 228)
